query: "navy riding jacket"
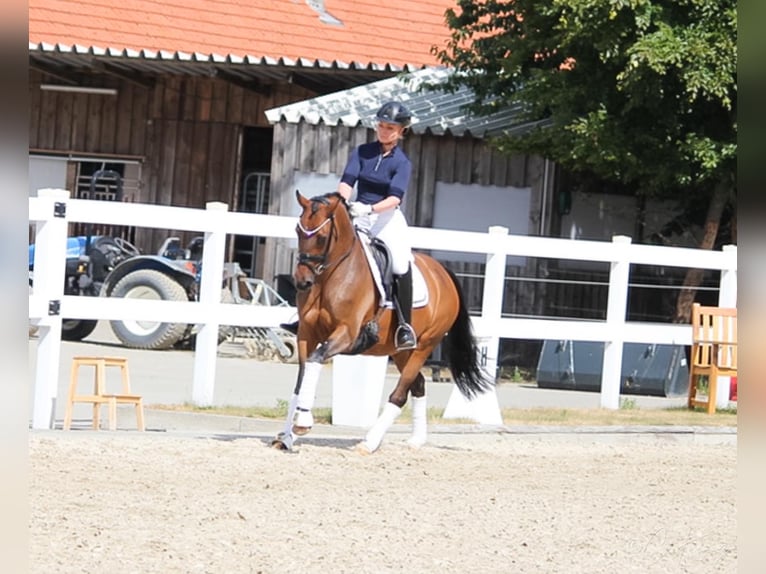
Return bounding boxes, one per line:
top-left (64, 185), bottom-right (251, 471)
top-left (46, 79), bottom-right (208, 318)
top-left (340, 142), bottom-right (412, 205)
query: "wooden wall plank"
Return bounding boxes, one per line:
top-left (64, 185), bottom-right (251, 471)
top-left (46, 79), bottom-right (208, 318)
top-left (436, 136), bottom-right (456, 183)
top-left (188, 121), bottom-right (210, 206)
top-left (225, 84), bottom-right (244, 125)
top-left (196, 79), bottom-right (213, 122)
top-left (242, 85), bottom-right (261, 126)
top-left (129, 86), bottom-right (149, 155)
top-left (477, 139), bottom-right (492, 185)
top-left (316, 122), bottom-right (331, 174)
top-left (490, 147), bottom-right (507, 186)
top-left (416, 135), bottom-right (438, 227)
top-left (84, 94), bottom-right (103, 153)
top-left (210, 79), bottom-right (229, 123)
top-left (157, 120), bottom-right (178, 206)
top-left (29, 74), bottom-right (42, 148)
top-left (221, 125), bottom-right (240, 206)
top-left (508, 154), bottom-right (527, 188)
top-left (180, 77), bottom-right (196, 121)
top-left (69, 94), bottom-right (89, 152)
top-left (99, 90), bottom-right (118, 153)
top-left (335, 125), bottom-right (351, 176)
top-left (298, 122), bottom-right (316, 172)
top-left (401, 134), bottom-right (421, 222)
top-left (162, 77), bottom-right (182, 120)
top-left (114, 83), bottom-right (134, 155)
top-left (172, 121), bottom-right (194, 206)
top-left (38, 91), bottom-right (57, 149)
top-left (206, 122), bottom-right (227, 205)
top-left (53, 93), bottom-right (74, 150)
top-left (452, 137), bottom-right (472, 184)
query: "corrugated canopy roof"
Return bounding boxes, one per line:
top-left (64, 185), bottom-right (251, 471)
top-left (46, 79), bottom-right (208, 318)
top-left (265, 67), bottom-right (544, 138)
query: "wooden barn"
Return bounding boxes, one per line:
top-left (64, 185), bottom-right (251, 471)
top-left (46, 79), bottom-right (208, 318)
top-left (28, 0), bottom-right (459, 260)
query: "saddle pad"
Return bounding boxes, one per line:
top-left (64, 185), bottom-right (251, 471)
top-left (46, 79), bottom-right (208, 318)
top-left (359, 233), bottom-right (429, 309)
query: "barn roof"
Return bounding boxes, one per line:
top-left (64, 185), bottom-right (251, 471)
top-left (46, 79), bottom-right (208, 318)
top-left (264, 67), bottom-right (544, 138)
top-left (29, 0), bottom-right (458, 92)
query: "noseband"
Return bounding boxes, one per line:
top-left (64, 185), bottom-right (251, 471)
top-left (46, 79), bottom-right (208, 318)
top-left (296, 211), bottom-right (356, 276)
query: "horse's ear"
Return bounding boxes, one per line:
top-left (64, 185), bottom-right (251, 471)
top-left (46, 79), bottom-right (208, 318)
top-left (296, 189), bottom-right (310, 209)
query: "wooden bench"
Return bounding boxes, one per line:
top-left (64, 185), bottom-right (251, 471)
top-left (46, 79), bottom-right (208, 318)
top-left (687, 304), bottom-right (737, 414)
top-left (63, 356), bottom-right (145, 431)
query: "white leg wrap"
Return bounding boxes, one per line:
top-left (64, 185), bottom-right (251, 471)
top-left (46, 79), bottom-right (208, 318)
top-left (294, 408), bottom-right (314, 428)
top-left (407, 396), bottom-right (427, 447)
top-left (276, 394), bottom-right (299, 449)
top-left (363, 402), bottom-right (402, 452)
top-left (296, 362), bottom-right (323, 411)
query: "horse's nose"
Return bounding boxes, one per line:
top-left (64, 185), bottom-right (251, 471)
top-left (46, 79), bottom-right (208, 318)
top-left (295, 279), bottom-right (314, 291)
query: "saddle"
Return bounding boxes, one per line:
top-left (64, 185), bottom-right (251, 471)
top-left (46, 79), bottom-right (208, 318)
top-left (344, 230), bottom-right (427, 355)
top-left (367, 235), bottom-right (395, 302)
top-left (357, 230), bottom-right (428, 309)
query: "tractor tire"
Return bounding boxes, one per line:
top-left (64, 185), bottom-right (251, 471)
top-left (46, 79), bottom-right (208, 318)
top-left (62, 318), bottom-right (99, 341)
top-left (278, 335), bottom-right (299, 364)
top-left (109, 269), bottom-right (189, 350)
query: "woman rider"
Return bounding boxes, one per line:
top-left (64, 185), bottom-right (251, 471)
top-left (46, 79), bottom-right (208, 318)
top-left (282, 100), bottom-right (418, 351)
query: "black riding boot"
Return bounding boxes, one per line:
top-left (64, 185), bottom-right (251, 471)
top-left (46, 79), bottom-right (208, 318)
top-left (393, 265), bottom-right (417, 350)
top-left (280, 321), bottom-right (299, 335)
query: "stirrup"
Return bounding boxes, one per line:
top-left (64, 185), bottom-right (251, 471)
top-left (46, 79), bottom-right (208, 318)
top-left (395, 324), bottom-right (417, 351)
top-left (280, 321), bottom-right (299, 335)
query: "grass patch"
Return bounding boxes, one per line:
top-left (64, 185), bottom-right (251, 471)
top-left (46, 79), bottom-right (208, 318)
top-left (151, 401), bottom-right (736, 427)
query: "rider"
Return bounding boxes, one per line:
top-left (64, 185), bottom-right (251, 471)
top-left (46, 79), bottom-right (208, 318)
top-left (281, 100), bottom-right (418, 351)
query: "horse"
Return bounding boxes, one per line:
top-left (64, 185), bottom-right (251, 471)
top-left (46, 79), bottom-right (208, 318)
top-left (272, 190), bottom-right (493, 453)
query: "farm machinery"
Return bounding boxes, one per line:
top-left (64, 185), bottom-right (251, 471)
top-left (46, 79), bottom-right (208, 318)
top-left (28, 234), bottom-right (297, 361)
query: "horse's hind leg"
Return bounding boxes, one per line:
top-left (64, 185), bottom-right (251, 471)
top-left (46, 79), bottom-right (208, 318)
top-left (408, 396), bottom-right (427, 447)
top-left (360, 350), bottom-right (429, 453)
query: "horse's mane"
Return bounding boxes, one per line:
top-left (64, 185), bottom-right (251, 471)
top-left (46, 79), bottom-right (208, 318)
top-left (309, 192), bottom-right (345, 205)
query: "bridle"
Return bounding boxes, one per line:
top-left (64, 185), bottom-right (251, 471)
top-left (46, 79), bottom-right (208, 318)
top-left (296, 209), bottom-right (357, 277)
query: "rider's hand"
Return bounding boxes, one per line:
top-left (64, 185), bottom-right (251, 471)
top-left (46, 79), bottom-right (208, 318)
top-left (349, 202), bottom-right (373, 218)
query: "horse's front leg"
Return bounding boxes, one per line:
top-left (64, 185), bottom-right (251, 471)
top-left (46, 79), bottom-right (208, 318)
top-left (272, 340), bottom-right (325, 450)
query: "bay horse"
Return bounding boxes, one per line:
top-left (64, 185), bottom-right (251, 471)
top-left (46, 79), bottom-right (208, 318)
top-left (272, 190), bottom-right (493, 453)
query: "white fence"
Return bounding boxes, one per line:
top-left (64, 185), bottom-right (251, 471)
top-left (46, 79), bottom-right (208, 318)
top-left (29, 189), bottom-right (738, 429)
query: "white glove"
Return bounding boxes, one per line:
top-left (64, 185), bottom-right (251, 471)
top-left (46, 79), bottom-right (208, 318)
top-left (349, 201), bottom-right (373, 218)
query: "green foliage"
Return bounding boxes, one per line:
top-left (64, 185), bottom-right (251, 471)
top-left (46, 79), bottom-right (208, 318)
top-left (434, 0), bottom-right (736, 197)
top-left (620, 397), bottom-right (638, 410)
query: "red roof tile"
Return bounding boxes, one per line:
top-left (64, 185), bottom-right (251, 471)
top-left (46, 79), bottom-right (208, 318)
top-left (29, 0), bottom-right (457, 68)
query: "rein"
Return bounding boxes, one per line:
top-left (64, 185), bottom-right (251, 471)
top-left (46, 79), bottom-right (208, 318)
top-left (297, 212), bottom-right (357, 277)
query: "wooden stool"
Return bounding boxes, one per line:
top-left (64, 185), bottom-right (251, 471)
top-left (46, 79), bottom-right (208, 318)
top-left (63, 356), bottom-right (145, 431)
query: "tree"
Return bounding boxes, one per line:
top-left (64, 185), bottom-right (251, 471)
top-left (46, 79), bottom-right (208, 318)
top-left (434, 0), bottom-right (736, 321)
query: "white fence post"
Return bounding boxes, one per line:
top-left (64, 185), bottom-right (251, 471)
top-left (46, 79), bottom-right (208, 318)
top-left (715, 244), bottom-right (738, 408)
top-left (31, 189), bottom-right (70, 429)
top-left (191, 202), bottom-right (229, 406)
top-left (718, 245), bottom-right (737, 307)
top-left (600, 235), bottom-right (632, 409)
top-left (443, 225), bottom-right (505, 425)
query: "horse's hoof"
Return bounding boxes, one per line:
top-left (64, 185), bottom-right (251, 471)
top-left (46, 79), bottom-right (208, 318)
top-left (354, 442), bottom-right (374, 455)
top-left (292, 425), bottom-right (312, 436)
top-left (271, 432), bottom-right (293, 451)
top-left (407, 437), bottom-right (427, 449)
top-left (270, 439), bottom-right (289, 450)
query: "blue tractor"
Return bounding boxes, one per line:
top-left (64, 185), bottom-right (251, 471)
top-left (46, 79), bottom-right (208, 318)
top-left (29, 234), bottom-right (216, 349)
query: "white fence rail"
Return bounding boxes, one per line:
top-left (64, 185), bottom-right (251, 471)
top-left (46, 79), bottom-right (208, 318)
top-left (29, 189), bottom-right (738, 429)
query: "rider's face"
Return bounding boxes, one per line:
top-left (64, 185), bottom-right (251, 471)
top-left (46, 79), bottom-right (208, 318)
top-left (376, 121), bottom-right (404, 145)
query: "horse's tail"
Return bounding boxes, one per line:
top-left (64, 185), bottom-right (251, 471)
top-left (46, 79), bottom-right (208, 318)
top-left (442, 268), bottom-right (494, 399)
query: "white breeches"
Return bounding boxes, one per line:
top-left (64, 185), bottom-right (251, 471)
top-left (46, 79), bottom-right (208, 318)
top-left (355, 208), bottom-right (413, 275)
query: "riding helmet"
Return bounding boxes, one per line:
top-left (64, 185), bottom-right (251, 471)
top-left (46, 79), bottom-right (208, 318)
top-left (375, 101), bottom-right (412, 128)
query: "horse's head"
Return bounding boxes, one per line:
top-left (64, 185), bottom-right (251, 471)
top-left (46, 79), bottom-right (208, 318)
top-left (293, 190), bottom-right (353, 291)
